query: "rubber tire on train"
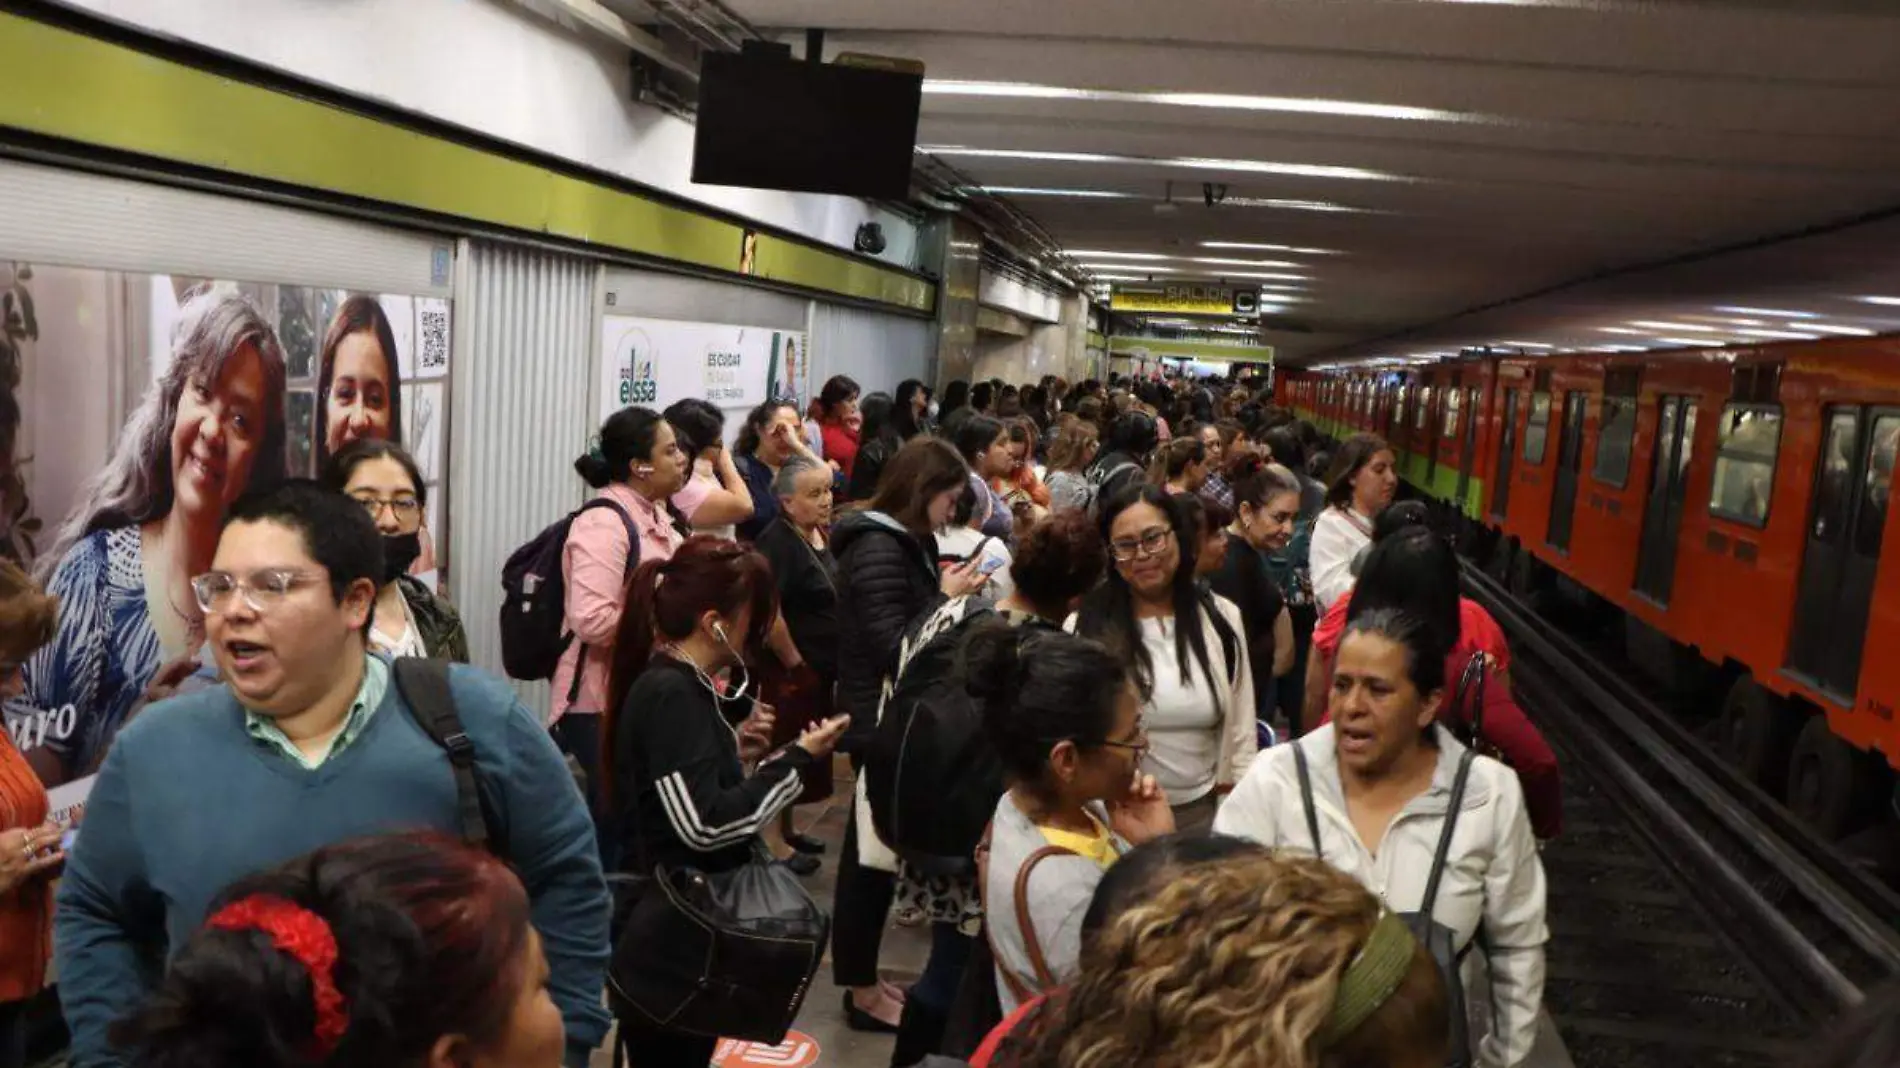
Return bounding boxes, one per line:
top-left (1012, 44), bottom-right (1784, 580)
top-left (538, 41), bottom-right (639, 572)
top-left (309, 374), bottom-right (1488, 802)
top-left (1786, 714), bottom-right (1886, 841)
top-left (1719, 678), bottom-right (1801, 797)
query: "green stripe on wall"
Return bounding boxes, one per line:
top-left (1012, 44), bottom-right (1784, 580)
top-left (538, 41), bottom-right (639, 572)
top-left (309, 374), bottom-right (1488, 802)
top-left (0, 10), bottom-right (935, 313)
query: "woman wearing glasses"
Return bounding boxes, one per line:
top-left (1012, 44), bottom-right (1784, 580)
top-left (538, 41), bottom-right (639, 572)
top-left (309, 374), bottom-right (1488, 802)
top-left (978, 624), bottom-right (1173, 1013)
top-left (1071, 485), bottom-right (1254, 836)
top-left (323, 440), bottom-right (467, 662)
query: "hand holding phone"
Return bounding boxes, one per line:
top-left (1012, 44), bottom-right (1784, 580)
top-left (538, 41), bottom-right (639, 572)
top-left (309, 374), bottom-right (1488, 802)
top-left (795, 714), bottom-right (852, 759)
top-left (978, 555), bottom-right (1007, 576)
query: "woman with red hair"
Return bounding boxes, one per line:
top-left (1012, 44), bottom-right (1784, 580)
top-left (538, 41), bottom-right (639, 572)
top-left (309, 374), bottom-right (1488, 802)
top-left (113, 832), bottom-right (564, 1068)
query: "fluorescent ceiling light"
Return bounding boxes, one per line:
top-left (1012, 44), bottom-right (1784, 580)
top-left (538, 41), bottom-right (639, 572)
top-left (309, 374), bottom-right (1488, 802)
top-left (1715, 305), bottom-right (1819, 319)
top-left (922, 80), bottom-right (1470, 124)
top-left (922, 146), bottom-right (1410, 182)
top-left (1208, 271), bottom-right (1309, 282)
top-left (1067, 250), bottom-right (1171, 261)
top-left (1806, 323), bottom-right (1877, 336)
top-left (1598, 327), bottom-right (1645, 335)
top-left (1732, 328), bottom-right (1817, 340)
top-left (1654, 337), bottom-right (1723, 347)
top-left (1857, 296), bottom-right (1900, 307)
top-left (975, 186), bottom-right (1138, 199)
top-left (1082, 263), bottom-right (1177, 272)
top-left (973, 186), bottom-right (1373, 213)
top-left (1628, 321), bottom-right (1721, 332)
top-left (1596, 345), bottom-right (1648, 353)
top-left (1201, 241), bottom-right (1342, 256)
top-left (1500, 341), bottom-right (1553, 349)
top-left (1192, 256), bottom-right (1303, 269)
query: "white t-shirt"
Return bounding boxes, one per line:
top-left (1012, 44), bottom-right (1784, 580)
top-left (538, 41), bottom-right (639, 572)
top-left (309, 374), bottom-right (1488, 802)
top-left (935, 524), bottom-right (1016, 602)
top-left (1310, 507), bottom-right (1374, 611)
top-left (370, 585), bottom-right (427, 660)
top-left (1139, 616), bottom-right (1222, 807)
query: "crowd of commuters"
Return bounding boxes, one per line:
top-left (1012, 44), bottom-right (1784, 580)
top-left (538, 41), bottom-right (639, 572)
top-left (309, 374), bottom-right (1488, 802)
top-left (29, 363), bottom-right (1853, 1068)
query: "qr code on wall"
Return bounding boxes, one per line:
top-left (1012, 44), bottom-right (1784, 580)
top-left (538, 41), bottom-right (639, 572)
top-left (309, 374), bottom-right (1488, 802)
top-left (419, 308), bottom-right (449, 374)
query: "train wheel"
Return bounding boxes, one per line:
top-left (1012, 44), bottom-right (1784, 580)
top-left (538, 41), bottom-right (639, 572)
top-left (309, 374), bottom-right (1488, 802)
top-left (1719, 678), bottom-right (1801, 796)
top-left (1786, 715), bottom-right (1885, 839)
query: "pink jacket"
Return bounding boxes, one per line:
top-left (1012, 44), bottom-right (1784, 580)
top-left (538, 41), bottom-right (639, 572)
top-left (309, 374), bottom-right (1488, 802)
top-left (550, 483), bottom-right (684, 722)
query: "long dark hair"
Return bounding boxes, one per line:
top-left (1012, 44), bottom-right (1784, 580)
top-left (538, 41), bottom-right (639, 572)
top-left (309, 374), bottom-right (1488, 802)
top-left (575, 406), bottom-right (664, 489)
top-left (113, 833), bottom-right (531, 1068)
top-left (663, 397), bottom-right (726, 457)
top-left (1346, 524), bottom-right (1460, 654)
top-left (892, 379), bottom-right (927, 439)
top-left (1325, 433), bottom-right (1392, 510)
top-left (940, 380), bottom-right (971, 418)
top-left (810, 374), bottom-right (860, 422)
top-left (868, 437), bottom-right (970, 537)
top-left (603, 537), bottom-right (779, 802)
top-left (1075, 484), bottom-right (1219, 700)
top-left (858, 391), bottom-right (901, 448)
top-left (315, 295), bottom-right (405, 470)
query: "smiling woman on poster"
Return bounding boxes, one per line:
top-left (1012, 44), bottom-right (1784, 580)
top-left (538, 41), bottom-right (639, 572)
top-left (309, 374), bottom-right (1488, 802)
top-left (315, 295), bottom-right (403, 469)
top-left (25, 288), bottom-right (288, 785)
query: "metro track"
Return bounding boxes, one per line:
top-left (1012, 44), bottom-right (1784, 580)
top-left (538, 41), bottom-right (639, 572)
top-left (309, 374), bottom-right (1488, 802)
top-left (1461, 562), bottom-right (1900, 1067)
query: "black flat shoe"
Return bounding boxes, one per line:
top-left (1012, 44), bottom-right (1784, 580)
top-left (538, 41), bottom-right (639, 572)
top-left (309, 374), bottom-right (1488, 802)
top-left (779, 852), bottom-right (822, 877)
top-left (843, 991), bottom-right (900, 1034)
top-left (787, 832), bottom-right (827, 856)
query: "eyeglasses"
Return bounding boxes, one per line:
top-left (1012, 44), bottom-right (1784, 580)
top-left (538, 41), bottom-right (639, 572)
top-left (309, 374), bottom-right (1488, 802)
top-left (190, 569), bottom-right (326, 614)
top-left (1109, 528), bottom-right (1174, 562)
top-left (1097, 732), bottom-right (1151, 758)
top-left (352, 495), bottom-right (421, 521)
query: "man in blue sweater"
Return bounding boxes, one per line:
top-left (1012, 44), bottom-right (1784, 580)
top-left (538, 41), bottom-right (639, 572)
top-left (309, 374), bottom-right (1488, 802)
top-left (55, 481), bottom-right (611, 1067)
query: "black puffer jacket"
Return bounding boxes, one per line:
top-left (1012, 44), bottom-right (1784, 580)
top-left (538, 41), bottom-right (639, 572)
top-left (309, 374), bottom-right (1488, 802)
top-left (832, 509), bottom-right (941, 749)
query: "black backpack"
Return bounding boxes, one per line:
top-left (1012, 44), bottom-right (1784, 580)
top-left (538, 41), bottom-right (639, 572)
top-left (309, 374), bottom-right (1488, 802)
top-left (864, 599), bottom-right (1018, 876)
top-left (498, 499), bottom-right (638, 683)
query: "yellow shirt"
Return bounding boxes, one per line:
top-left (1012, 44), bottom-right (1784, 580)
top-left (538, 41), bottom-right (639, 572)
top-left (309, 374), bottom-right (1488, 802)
top-left (1037, 811), bottom-right (1123, 870)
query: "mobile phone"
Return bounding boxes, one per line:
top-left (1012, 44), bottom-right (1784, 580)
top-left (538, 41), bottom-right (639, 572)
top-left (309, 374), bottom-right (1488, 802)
top-left (60, 828), bottom-right (77, 852)
top-left (978, 555), bottom-right (1007, 576)
top-left (964, 537), bottom-right (995, 565)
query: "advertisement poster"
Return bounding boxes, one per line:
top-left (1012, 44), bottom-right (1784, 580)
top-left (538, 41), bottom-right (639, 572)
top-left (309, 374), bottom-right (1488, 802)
top-left (0, 262), bottom-right (453, 795)
top-left (598, 315), bottom-right (807, 436)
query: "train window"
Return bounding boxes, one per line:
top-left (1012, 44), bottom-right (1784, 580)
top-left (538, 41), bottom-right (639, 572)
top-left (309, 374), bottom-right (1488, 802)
top-left (1416, 386), bottom-right (1433, 429)
top-left (1708, 404), bottom-right (1784, 528)
top-left (1855, 416), bottom-right (1899, 557)
top-left (1443, 389), bottom-right (1462, 439)
top-left (1522, 390), bottom-right (1552, 464)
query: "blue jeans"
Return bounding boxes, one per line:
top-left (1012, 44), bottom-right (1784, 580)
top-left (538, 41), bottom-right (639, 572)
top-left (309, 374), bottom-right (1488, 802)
top-left (912, 922), bottom-right (975, 1013)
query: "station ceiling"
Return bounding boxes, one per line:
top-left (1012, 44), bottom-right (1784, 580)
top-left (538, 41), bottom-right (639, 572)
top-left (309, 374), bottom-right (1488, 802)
top-left (628, 0), bottom-right (1900, 366)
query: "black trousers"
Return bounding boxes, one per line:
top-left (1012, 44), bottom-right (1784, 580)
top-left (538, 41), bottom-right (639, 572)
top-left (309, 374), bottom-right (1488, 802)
top-left (831, 799), bottom-right (897, 988)
top-left (0, 999), bottom-right (26, 1068)
top-left (612, 1015), bottom-right (716, 1068)
top-left (553, 714), bottom-right (618, 870)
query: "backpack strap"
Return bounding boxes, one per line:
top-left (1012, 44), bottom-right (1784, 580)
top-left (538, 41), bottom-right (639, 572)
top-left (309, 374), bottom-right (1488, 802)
top-left (393, 658), bottom-right (493, 850)
top-left (1419, 747), bottom-right (1479, 918)
top-left (564, 498), bottom-right (643, 704)
top-left (1453, 653), bottom-right (1488, 747)
top-left (1292, 741), bottom-right (1324, 862)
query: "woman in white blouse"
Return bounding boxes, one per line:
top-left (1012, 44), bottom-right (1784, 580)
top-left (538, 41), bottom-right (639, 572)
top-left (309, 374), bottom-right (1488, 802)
top-left (1071, 483), bottom-right (1254, 835)
top-left (1309, 433), bottom-right (1398, 611)
top-left (1214, 606), bottom-right (1547, 1068)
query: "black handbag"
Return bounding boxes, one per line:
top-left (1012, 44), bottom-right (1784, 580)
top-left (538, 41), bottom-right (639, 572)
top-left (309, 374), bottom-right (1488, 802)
top-left (607, 840), bottom-right (830, 1044)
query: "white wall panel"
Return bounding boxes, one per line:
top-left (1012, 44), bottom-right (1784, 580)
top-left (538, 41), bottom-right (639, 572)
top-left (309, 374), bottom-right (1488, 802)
top-left (808, 303), bottom-right (936, 397)
top-left (0, 159), bottom-right (450, 296)
top-left (448, 240), bottom-right (601, 715)
top-left (602, 269), bottom-right (809, 331)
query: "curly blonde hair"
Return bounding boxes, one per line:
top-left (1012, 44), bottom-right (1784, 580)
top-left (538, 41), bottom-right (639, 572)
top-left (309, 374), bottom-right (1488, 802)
top-left (1002, 850), bottom-right (1447, 1068)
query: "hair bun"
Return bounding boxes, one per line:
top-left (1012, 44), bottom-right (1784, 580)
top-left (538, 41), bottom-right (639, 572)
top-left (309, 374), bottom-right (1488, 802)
top-left (961, 622), bottom-right (1026, 708)
top-left (573, 449), bottom-right (613, 489)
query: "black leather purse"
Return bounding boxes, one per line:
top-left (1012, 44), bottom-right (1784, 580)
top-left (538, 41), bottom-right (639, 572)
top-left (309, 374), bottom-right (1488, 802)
top-left (607, 840), bottom-right (829, 1044)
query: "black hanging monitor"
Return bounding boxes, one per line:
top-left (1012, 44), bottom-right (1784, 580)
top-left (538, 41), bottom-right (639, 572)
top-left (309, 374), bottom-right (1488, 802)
top-left (692, 48), bottom-right (924, 202)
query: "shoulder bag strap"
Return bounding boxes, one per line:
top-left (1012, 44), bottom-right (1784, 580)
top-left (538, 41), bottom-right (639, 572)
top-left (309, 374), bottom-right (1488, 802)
top-left (567, 498), bottom-right (643, 704)
top-left (1012, 845), bottom-right (1079, 989)
top-left (1419, 748), bottom-right (1478, 918)
top-left (976, 823), bottom-right (1035, 1007)
top-left (1292, 741), bottom-right (1323, 862)
top-left (1454, 652), bottom-right (1488, 743)
top-left (392, 658), bottom-right (492, 850)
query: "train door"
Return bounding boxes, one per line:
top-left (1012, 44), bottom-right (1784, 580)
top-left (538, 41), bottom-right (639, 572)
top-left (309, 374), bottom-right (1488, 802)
top-left (1786, 407), bottom-right (1899, 699)
top-left (1547, 391), bottom-right (1588, 550)
top-left (1634, 396), bottom-right (1698, 603)
top-left (1455, 386), bottom-right (1480, 510)
top-left (1492, 389), bottom-right (1519, 520)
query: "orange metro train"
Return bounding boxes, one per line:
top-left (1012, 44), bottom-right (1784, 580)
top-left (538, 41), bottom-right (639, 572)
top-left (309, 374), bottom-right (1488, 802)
top-left (1281, 339), bottom-right (1900, 837)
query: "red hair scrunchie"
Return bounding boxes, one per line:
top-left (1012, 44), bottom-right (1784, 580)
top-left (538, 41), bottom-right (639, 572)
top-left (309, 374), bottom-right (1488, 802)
top-left (206, 895), bottom-right (350, 1058)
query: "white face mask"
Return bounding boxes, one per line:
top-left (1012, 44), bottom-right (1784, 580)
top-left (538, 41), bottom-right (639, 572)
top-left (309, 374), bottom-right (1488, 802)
top-left (926, 401), bottom-right (941, 420)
